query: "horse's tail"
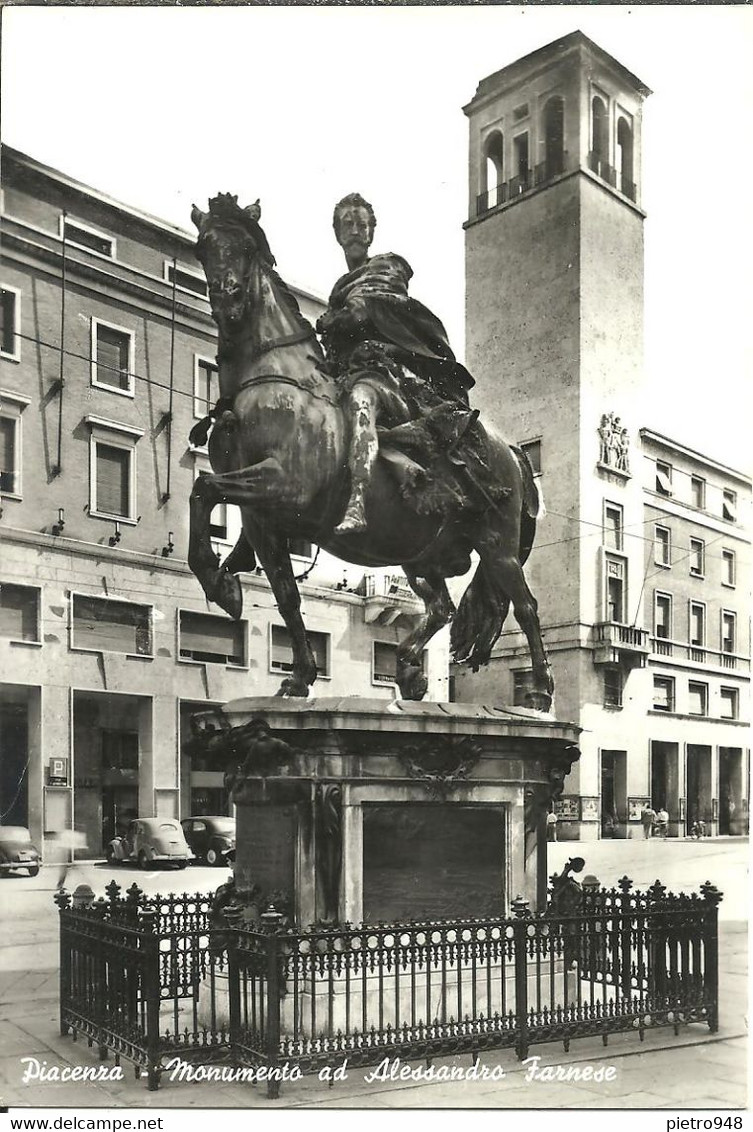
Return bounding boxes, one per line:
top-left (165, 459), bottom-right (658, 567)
top-left (450, 441), bottom-right (542, 671)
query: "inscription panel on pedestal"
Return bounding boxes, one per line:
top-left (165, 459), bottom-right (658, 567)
top-left (362, 803), bottom-right (505, 922)
top-left (236, 804), bottom-right (296, 896)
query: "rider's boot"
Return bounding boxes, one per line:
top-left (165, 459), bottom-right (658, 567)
top-left (335, 490), bottom-right (367, 535)
top-left (334, 384), bottom-right (379, 535)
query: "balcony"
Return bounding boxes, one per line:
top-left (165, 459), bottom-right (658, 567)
top-left (593, 621), bottom-right (650, 668)
top-left (587, 152), bottom-right (637, 202)
top-left (361, 573), bottom-right (420, 627)
top-left (475, 152), bottom-right (569, 218)
top-left (649, 637), bottom-right (750, 673)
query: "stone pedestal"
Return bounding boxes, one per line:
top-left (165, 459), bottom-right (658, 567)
top-left (191, 697), bottom-right (580, 925)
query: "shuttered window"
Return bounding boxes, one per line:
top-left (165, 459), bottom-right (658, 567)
top-left (64, 220), bottom-right (114, 257)
top-left (72, 595), bottom-right (152, 655)
top-left (513, 669), bottom-right (535, 706)
top-left (271, 624), bottom-right (329, 676)
top-left (95, 324), bottom-right (131, 392)
top-left (373, 642), bottom-right (398, 684)
top-left (194, 358), bottom-right (218, 418)
top-left (168, 263), bottom-right (208, 298)
top-left (0, 417), bottom-right (17, 494)
top-left (179, 611), bottom-right (245, 666)
top-left (95, 442), bottom-right (131, 517)
top-left (0, 583), bottom-right (39, 642)
top-left (653, 676), bottom-right (674, 712)
top-left (1, 288), bottom-right (18, 356)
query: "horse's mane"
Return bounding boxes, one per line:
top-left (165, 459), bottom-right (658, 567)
top-left (264, 263), bottom-right (316, 337)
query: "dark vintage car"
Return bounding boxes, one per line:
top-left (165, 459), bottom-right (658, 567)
top-left (0, 826), bottom-right (41, 877)
top-left (180, 816), bottom-right (236, 866)
top-left (107, 818), bottom-right (192, 869)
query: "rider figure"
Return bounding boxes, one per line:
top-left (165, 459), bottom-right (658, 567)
top-left (317, 193), bottom-right (475, 534)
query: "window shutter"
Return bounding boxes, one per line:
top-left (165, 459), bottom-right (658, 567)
top-left (0, 418), bottom-right (16, 492)
top-left (96, 326), bottom-right (129, 390)
top-left (271, 624), bottom-right (295, 671)
top-left (180, 612), bottom-right (243, 664)
top-left (96, 443), bottom-right (130, 516)
top-left (0, 585), bottom-right (38, 641)
top-left (73, 596), bottom-right (151, 655)
top-left (1, 290), bottom-right (16, 353)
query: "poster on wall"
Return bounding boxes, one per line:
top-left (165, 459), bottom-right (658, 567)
top-left (554, 795), bottom-right (580, 821)
top-left (581, 796), bottom-right (600, 822)
top-left (628, 796), bottom-right (651, 821)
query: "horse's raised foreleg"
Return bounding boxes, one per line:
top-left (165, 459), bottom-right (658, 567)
top-left (395, 569), bottom-right (455, 701)
top-left (252, 532), bottom-right (318, 698)
top-left (476, 529), bottom-right (554, 712)
top-left (188, 458), bottom-right (287, 619)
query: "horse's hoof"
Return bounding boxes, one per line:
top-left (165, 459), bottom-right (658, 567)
top-left (214, 571), bottom-right (243, 620)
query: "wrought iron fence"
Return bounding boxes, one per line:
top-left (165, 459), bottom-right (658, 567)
top-left (56, 877), bottom-right (721, 1098)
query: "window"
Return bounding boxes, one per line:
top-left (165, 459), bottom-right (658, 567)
top-left (92, 319), bottom-right (134, 395)
top-left (194, 356), bottom-right (219, 419)
top-left (179, 610), bottom-right (246, 666)
top-left (102, 731), bottom-right (138, 771)
top-left (0, 583), bottom-right (40, 642)
top-left (0, 414), bottom-right (19, 495)
top-left (654, 526), bottom-right (671, 567)
top-left (87, 417), bottom-right (143, 522)
top-left (603, 503), bottom-right (623, 551)
top-left (542, 96), bottom-right (565, 177)
top-left (689, 538), bottom-right (705, 577)
top-left (483, 131), bottom-right (505, 208)
top-left (62, 217), bottom-right (114, 258)
top-left (616, 115), bottom-right (634, 198)
top-left (165, 261), bottom-right (208, 298)
top-left (1, 286), bottom-right (20, 360)
top-left (720, 687), bottom-right (739, 720)
top-left (591, 95), bottom-right (609, 164)
top-left (688, 681), bottom-right (708, 716)
top-left (271, 624), bottom-right (330, 677)
top-left (690, 476), bottom-right (706, 510)
top-left (520, 439), bottom-right (541, 475)
top-left (655, 592), bottom-right (672, 639)
top-left (605, 556), bottom-right (625, 623)
top-left (373, 641), bottom-right (399, 685)
top-left (653, 676), bottom-right (675, 713)
top-left (689, 602), bottom-right (706, 647)
top-left (721, 611), bottom-right (736, 655)
top-left (655, 460), bottom-right (673, 496)
top-left (513, 669), bottom-right (535, 707)
top-left (722, 489), bottom-right (737, 522)
top-left (72, 594), bottom-right (152, 656)
top-left (603, 667), bottom-right (622, 709)
top-left (722, 549), bottom-right (736, 588)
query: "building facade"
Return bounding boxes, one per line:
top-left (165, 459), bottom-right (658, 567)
top-left (0, 147), bottom-right (449, 857)
top-left (454, 33), bottom-right (750, 838)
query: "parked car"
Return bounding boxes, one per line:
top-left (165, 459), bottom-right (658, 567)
top-left (0, 826), bottom-right (41, 877)
top-left (107, 818), bottom-right (192, 869)
top-left (181, 816), bottom-right (236, 866)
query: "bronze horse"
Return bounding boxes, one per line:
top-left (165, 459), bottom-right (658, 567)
top-left (188, 195), bottom-right (553, 710)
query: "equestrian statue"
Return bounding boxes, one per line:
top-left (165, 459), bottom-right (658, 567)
top-left (187, 192), bottom-right (553, 710)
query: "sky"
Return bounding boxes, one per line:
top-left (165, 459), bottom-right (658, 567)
top-left (2, 4), bottom-right (751, 471)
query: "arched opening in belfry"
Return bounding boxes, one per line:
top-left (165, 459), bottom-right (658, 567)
top-left (543, 96), bottom-right (565, 177)
top-left (591, 96), bottom-right (609, 171)
top-left (617, 116), bottom-right (635, 198)
top-left (483, 131), bottom-right (505, 207)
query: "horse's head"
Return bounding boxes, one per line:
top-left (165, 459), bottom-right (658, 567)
top-left (191, 194), bottom-right (275, 332)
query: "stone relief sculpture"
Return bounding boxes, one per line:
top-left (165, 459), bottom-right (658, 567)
top-left (598, 412), bottom-right (630, 474)
top-left (186, 193), bottom-right (554, 709)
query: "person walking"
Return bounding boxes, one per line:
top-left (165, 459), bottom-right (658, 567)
top-left (655, 807), bottom-right (669, 838)
top-left (640, 804), bottom-right (656, 839)
top-left (546, 809), bottom-right (558, 842)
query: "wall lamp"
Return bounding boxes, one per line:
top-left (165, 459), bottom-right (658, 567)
top-left (161, 531), bottom-right (175, 558)
top-left (52, 508), bottom-right (65, 536)
top-left (109, 521), bottom-right (121, 547)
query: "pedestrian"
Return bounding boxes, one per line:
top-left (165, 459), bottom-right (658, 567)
top-left (546, 810), bottom-right (558, 842)
top-left (640, 804), bottom-right (656, 839)
top-left (655, 807), bottom-right (669, 838)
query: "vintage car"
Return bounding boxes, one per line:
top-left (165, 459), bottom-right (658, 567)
top-left (0, 826), bottom-right (41, 877)
top-left (180, 816), bottom-right (236, 866)
top-left (106, 818), bottom-right (192, 869)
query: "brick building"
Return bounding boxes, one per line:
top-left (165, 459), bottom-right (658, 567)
top-left (0, 146), bottom-right (449, 856)
top-left (453, 32), bottom-right (750, 838)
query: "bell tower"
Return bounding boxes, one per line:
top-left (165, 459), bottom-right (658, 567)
top-left (459, 34), bottom-right (652, 820)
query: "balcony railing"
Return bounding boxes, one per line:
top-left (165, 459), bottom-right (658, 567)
top-left (587, 152), bottom-right (637, 202)
top-left (362, 573), bottom-right (419, 626)
top-left (593, 621), bottom-right (650, 667)
top-left (649, 637), bottom-right (749, 673)
top-left (476, 152), bottom-right (569, 217)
